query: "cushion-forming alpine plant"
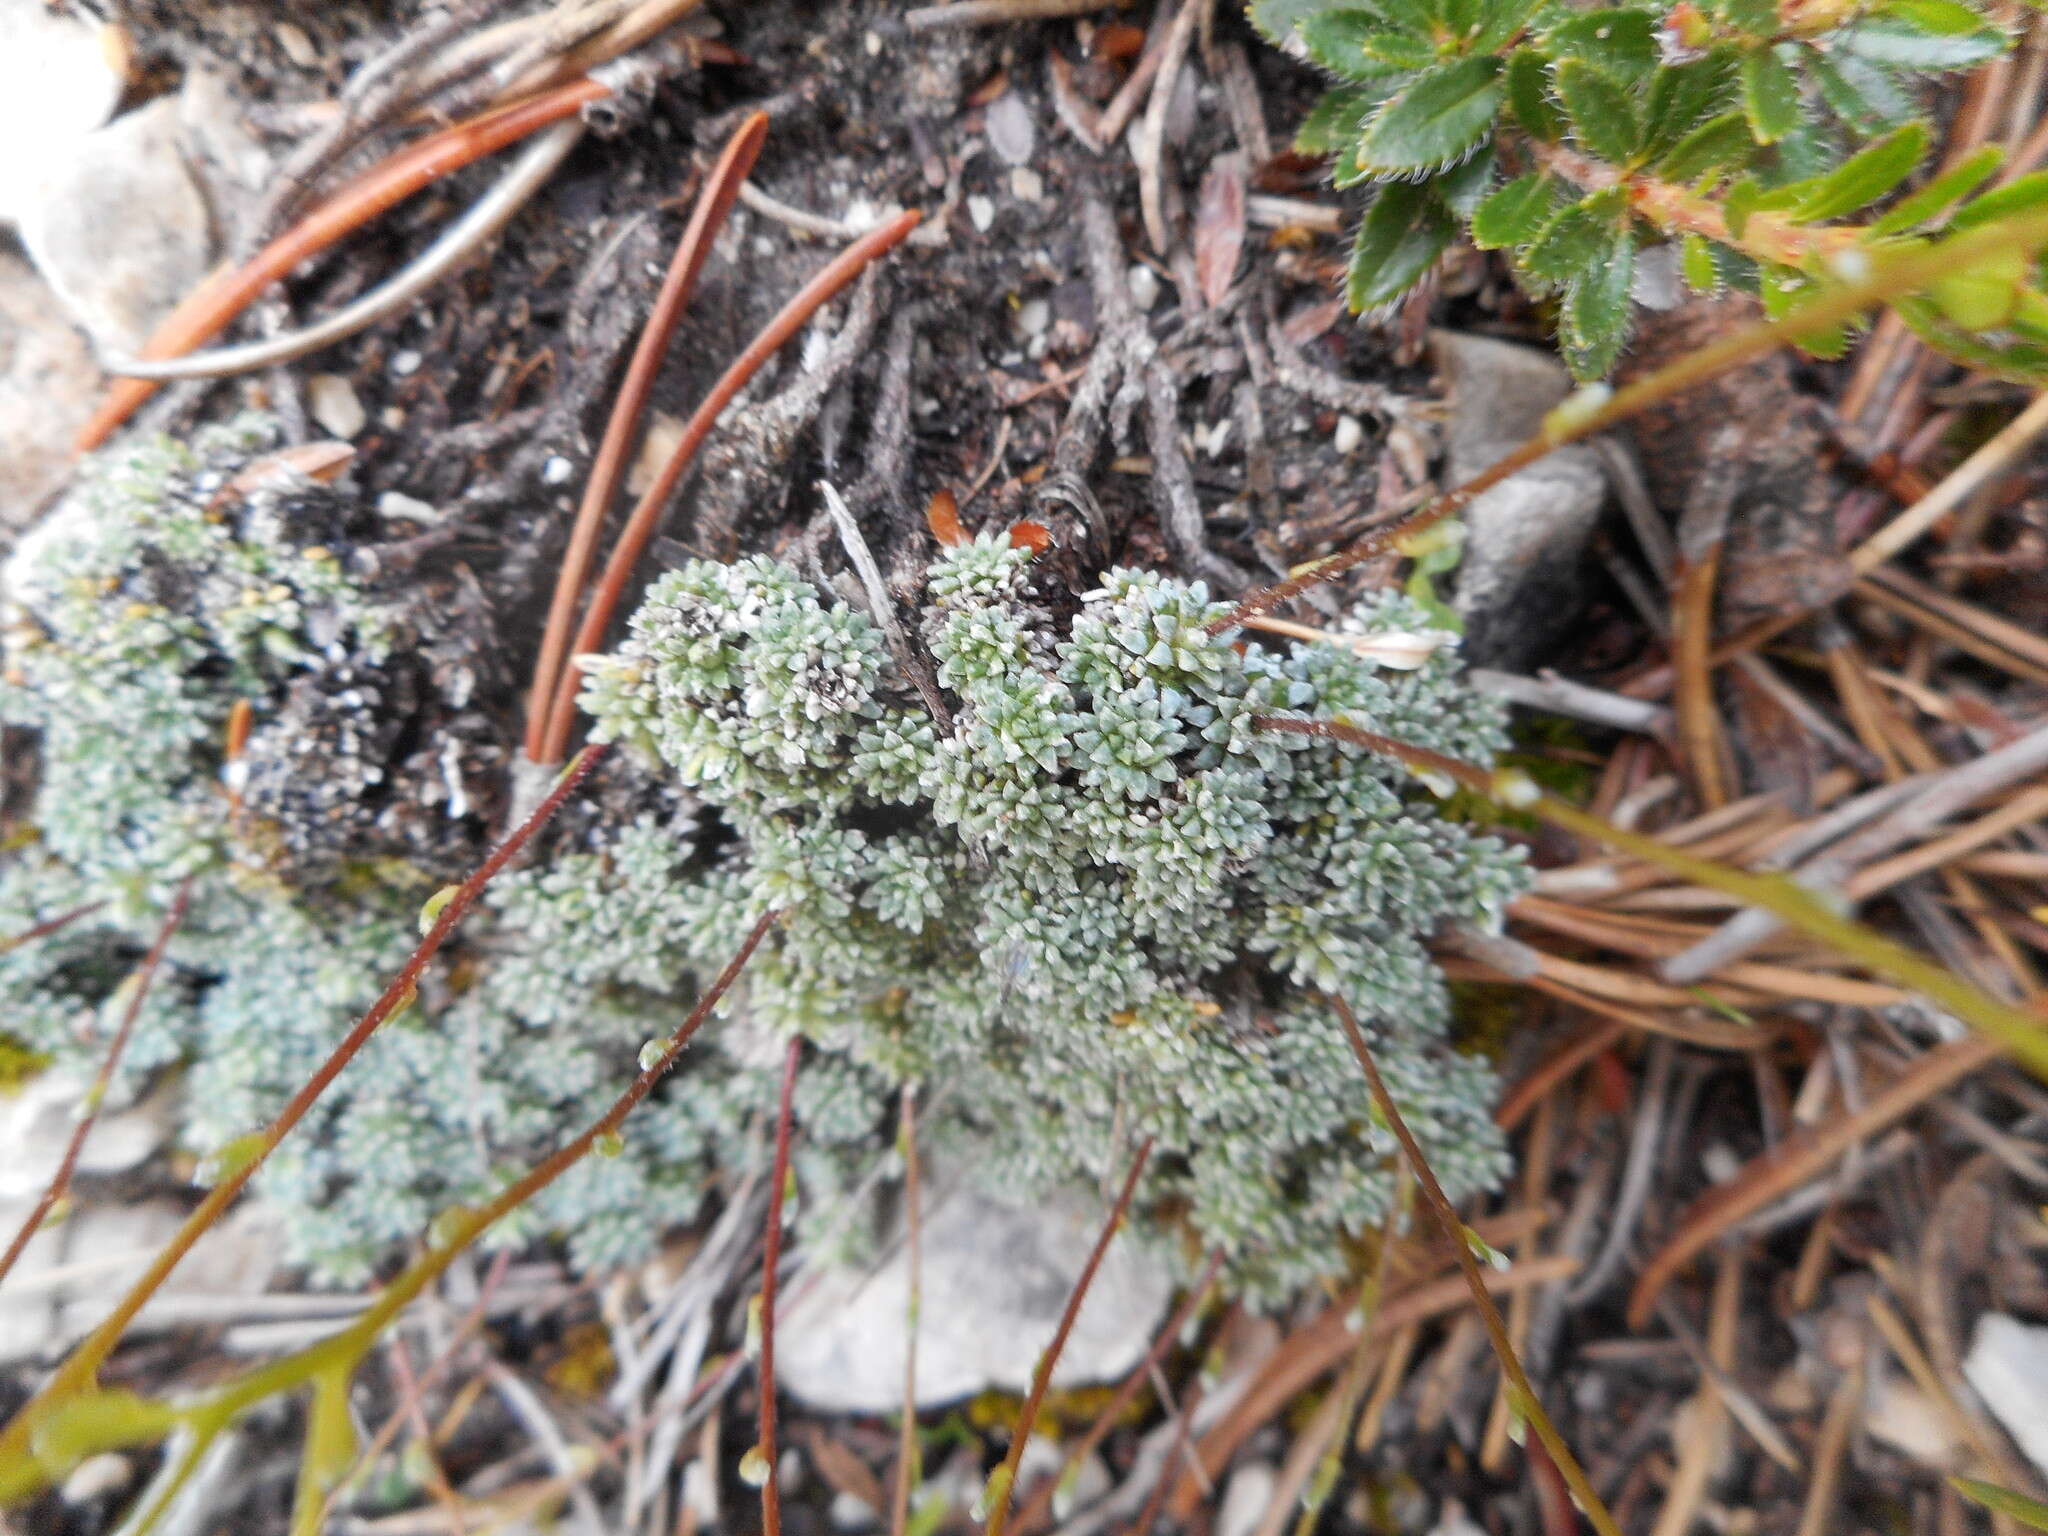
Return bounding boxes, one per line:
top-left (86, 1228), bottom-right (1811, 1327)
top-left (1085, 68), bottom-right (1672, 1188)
top-left (0, 421), bottom-right (1527, 1302)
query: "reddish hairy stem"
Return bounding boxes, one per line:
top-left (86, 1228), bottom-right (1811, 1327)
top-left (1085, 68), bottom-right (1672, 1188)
top-left (0, 882), bottom-right (191, 1288)
top-left (757, 1035), bottom-right (801, 1536)
top-left (522, 111), bottom-right (769, 762)
top-left (0, 743), bottom-right (603, 1446)
top-left (0, 900), bottom-right (106, 955)
top-left (535, 208), bottom-right (924, 763)
top-left (1008, 1248), bottom-right (1223, 1536)
top-left (983, 1137), bottom-right (1154, 1536)
top-left (77, 77), bottom-right (609, 453)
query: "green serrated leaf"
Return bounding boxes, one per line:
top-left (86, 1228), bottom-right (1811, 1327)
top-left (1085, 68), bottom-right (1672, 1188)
top-left (1772, 111), bottom-right (1834, 181)
top-left (1952, 1479), bottom-right (2048, 1534)
top-left (1470, 0), bottom-right (1543, 53)
top-left (1471, 172), bottom-right (1558, 247)
top-left (1783, 120), bottom-right (1928, 221)
top-left (1950, 168), bottom-right (2048, 231)
top-left (1896, 294), bottom-right (2048, 381)
top-left (1296, 84), bottom-right (1389, 155)
top-left (1505, 46), bottom-right (1564, 141)
top-left (1927, 248), bottom-right (2029, 328)
top-left (1810, 51), bottom-right (1916, 134)
top-left (1739, 46), bottom-right (1801, 143)
top-left (1248, 0), bottom-right (1329, 45)
top-left (1707, 0), bottom-right (1779, 36)
top-left (1658, 112), bottom-right (1754, 183)
top-left (1761, 265), bottom-right (1852, 356)
top-left (1553, 57), bottom-right (1643, 162)
top-left (1680, 232), bottom-right (1723, 292)
top-left (1839, 2), bottom-right (2010, 69)
top-left (1642, 52), bottom-right (1739, 157)
top-left (1724, 175), bottom-right (1763, 237)
top-left (1541, 7), bottom-right (1660, 81)
top-left (1561, 227), bottom-right (1635, 378)
top-left (1348, 182), bottom-right (1455, 307)
top-left (1438, 144), bottom-right (1497, 216)
top-left (1521, 189), bottom-right (1626, 283)
top-left (1303, 9), bottom-right (1434, 76)
top-left (1357, 55), bottom-right (1504, 171)
top-left (1867, 143), bottom-right (2003, 233)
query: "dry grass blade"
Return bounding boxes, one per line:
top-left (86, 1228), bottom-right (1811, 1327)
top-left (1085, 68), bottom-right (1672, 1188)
top-left (0, 882), bottom-right (191, 1288)
top-left (889, 1087), bottom-right (922, 1536)
top-left (981, 1137), bottom-right (1153, 1536)
top-left (1333, 997), bottom-right (1623, 1536)
top-left (76, 77), bottom-right (609, 452)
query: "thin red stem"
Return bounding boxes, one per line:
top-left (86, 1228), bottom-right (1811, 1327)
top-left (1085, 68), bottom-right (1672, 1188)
top-left (0, 881), bottom-right (191, 1288)
top-left (757, 1035), bottom-right (802, 1536)
top-left (0, 901), bottom-right (106, 956)
top-left (78, 77), bottom-right (609, 452)
top-left (536, 208), bottom-right (923, 762)
top-left (984, 1137), bottom-right (1155, 1536)
top-left (523, 112), bottom-right (769, 762)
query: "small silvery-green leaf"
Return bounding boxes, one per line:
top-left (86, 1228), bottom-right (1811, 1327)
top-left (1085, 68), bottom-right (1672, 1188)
top-left (1303, 10), bottom-right (1433, 77)
top-left (1471, 172), bottom-right (1557, 248)
top-left (1784, 120), bottom-right (1928, 221)
top-left (1656, 111), bottom-right (1753, 183)
top-left (1739, 46), bottom-right (1801, 144)
top-left (1810, 51), bottom-right (1916, 133)
top-left (1642, 52), bottom-right (1738, 156)
top-left (1297, 85), bottom-right (1389, 154)
top-left (1520, 189), bottom-right (1625, 284)
top-left (1680, 232), bottom-right (1723, 293)
top-left (1867, 143), bottom-right (2003, 233)
top-left (1347, 182), bottom-right (1455, 307)
top-left (1562, 228), bottom-right (1635, 379)
top-left (1541, 7), bottom-right (1660, 82)
top-left (1358, 55), bottom-right (1504, 171)
top-left (1505, 47), bottom-right (1564, 141)
top-left (1949, 168), bottom-right (2048, 231)
top-left (1553, 57), bottom-right (1643, 162)
top-left (1839, 1), bottom-right (2009, 69)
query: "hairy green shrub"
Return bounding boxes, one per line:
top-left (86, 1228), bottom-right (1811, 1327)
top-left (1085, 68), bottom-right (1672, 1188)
top-left (1257, 0), bottom-right (2045, 380)
top-left (0, 422), bottom-right (1524, 1301)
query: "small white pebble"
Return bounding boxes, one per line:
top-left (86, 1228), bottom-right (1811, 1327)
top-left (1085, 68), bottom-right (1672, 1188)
top-left (1010, 166), bottom-right (1044, 202)
top-left (1015, 297), bottom-right (1052, 339)
top-left (380, 406), bottom-right (403, 429)
top-left (1127, 262), bottom-right (1160, 310)
top-left (967, 194), bottom-right (996, 233)
top-left (542, 455), bottom-right (575, 485)
top-left (830, 1491), bottom-right (878, 1531)
top-left (864, 29), bottom-right (882, 56)
top-left (377, 490), bottom-right (441, 524)
top-left (390, 349), bottom-right (422, 377)
top-left (1332, 414), bottom-right (1364, 455)
top-left (307, 374), bottom-right (365, 439)
top-left (1202, 418), bottom-right (1233, 459)
top-left (1701, 1142), bottom-right (1742, 1183)
top-left (986, 93), bottom-right (1036, 167)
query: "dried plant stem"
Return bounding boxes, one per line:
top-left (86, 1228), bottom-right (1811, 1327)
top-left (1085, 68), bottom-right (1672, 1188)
top-left (755, 1036), bottom-right (801, 1536)
top-left (1334, 998), bottom-right (1623, 1536)
top-left (0, 881), bottom-right (191, 1288)
top-left (535, 208), bottom-right (923, 762)
top-left (1850, 389), bottom-right (2048, 575)
top-left (981, 1137), bottom-right (1154, 1536)
top-left (76, 77), bottom-right (609, 452)
top-left (0, 746), bottom-right (608, 1502)
top-left (905, 0), bottom-right (1108, 28)
top-left (523, 112), bottom-right (765, 761)
top-left (1212, 206), bottom-right (2048, 634)
top-left (0, 900), bottom-right (105, 954)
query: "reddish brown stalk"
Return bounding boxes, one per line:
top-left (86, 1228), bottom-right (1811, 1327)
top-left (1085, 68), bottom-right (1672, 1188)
top-left (982, 1137), bottom-right (1155, 1536)
top-left (0, 744), bottom-right (604, 1446)
top-left (757, 1035), bottom-right (801, 1536)
top-left (534, 207), bottom-right (924, 763)
top-left (889, 1086), bottom-right (923, 1536)
top-left (1009, 1248), bottom-right (1224, 1536)
top-left (77, 78), bottom-right (609, 452)
top-left (0, 900), bottom-right (105, 956)
top-left (0, 881), bottom-right (191, 1288)
top-left (522, 112), bottom-right (769, 762)
top-left (1494, 1019), bottom-right (1631, 1132)
top-left (1333, 998), bottom-right (1622, 1536)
